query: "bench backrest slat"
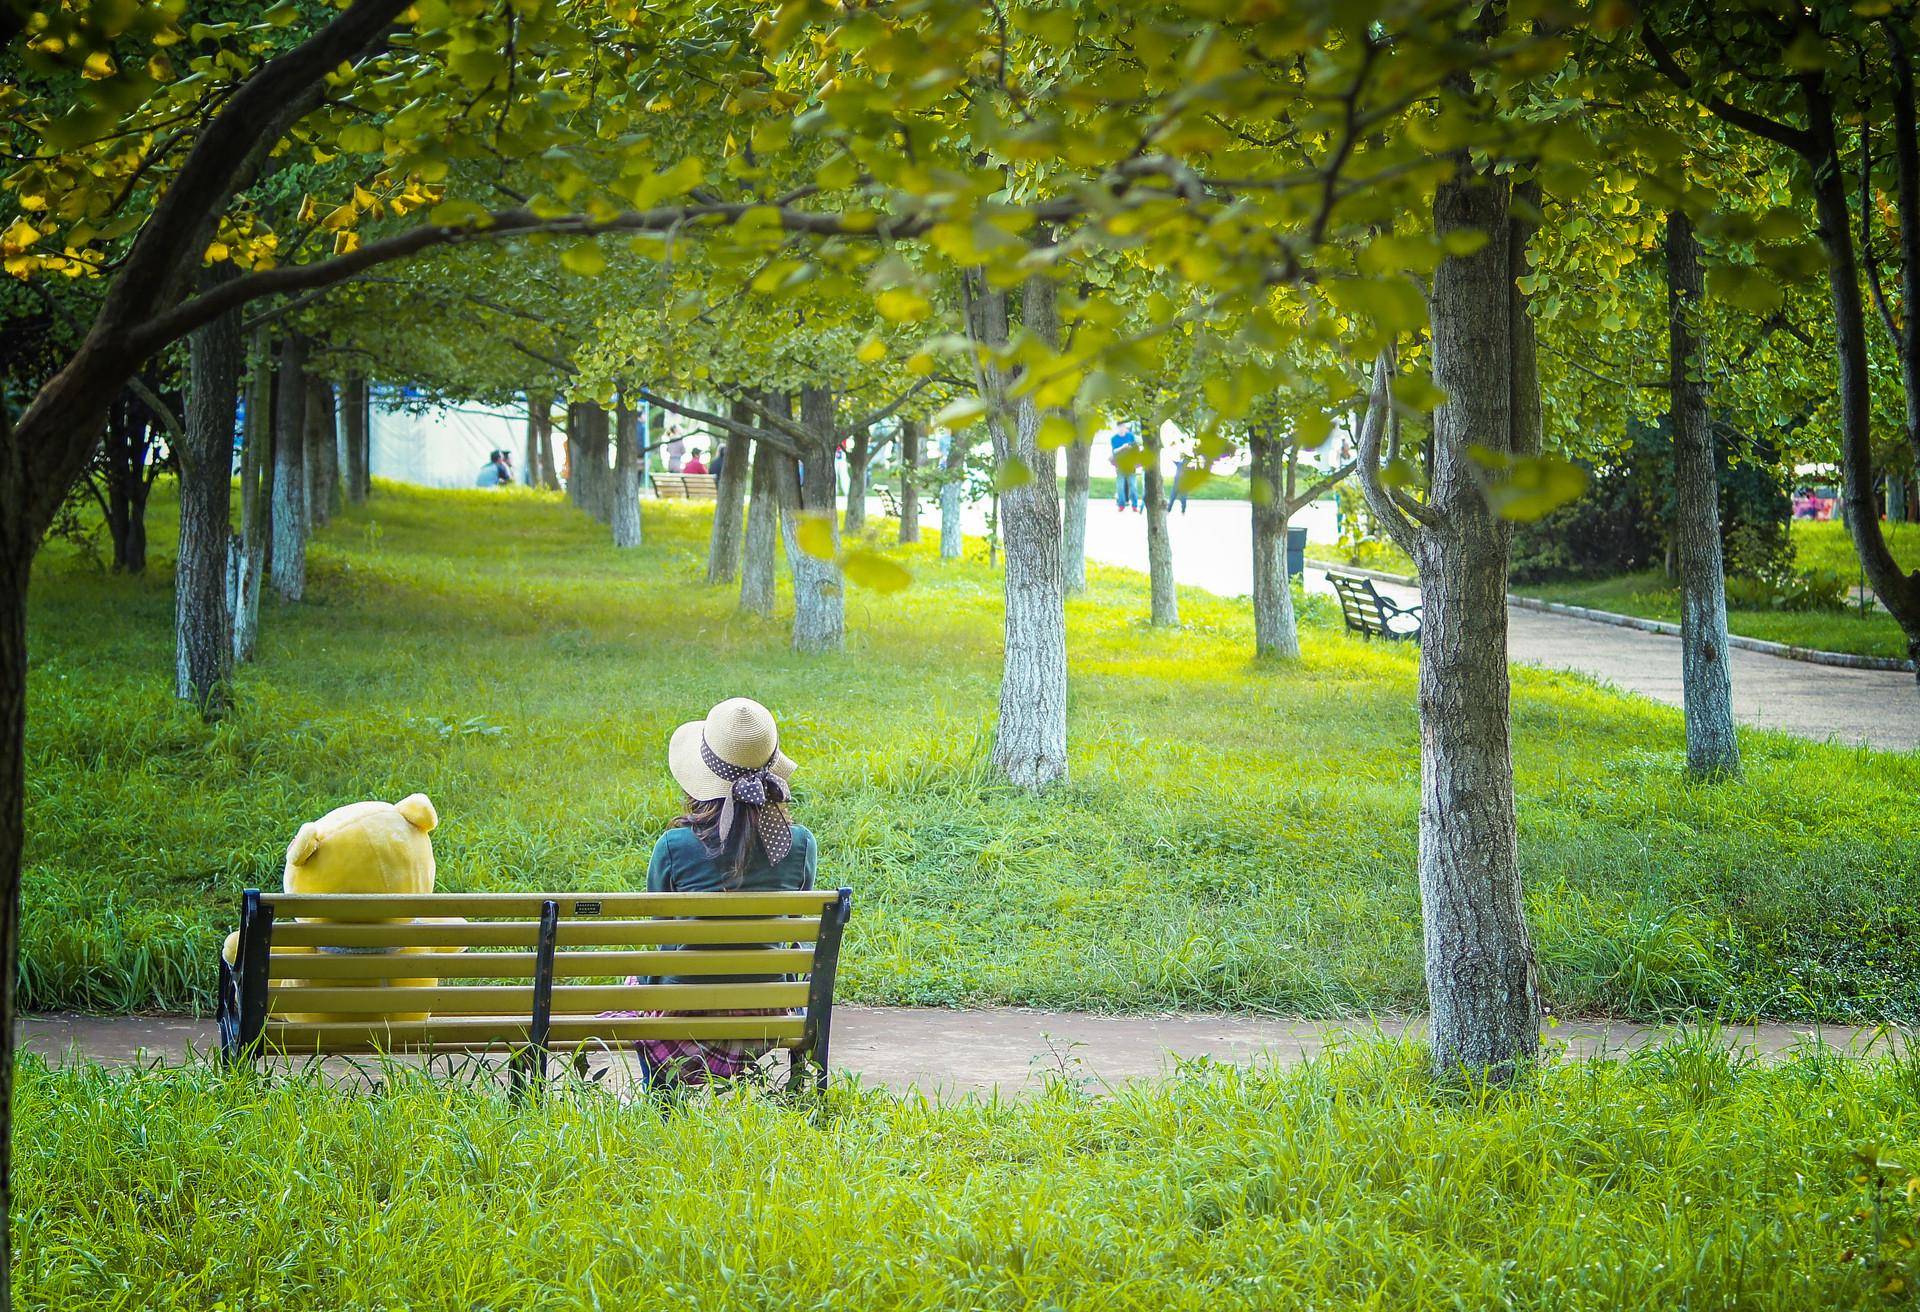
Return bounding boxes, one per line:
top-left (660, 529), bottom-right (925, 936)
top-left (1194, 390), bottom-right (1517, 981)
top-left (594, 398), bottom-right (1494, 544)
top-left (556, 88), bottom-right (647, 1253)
top-left (261, 890), bottom-right (838, 918)
top-left (267, 980), bottom-right (809, 1015)
top-left (269, 916), bottom-right (822, 949)
top-left (267, 946), bottom-right (816, 980)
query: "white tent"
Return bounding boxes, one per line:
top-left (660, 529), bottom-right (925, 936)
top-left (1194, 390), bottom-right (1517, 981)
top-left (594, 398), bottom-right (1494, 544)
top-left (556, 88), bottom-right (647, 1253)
top-left (369, 389), bottom-right (525, 488)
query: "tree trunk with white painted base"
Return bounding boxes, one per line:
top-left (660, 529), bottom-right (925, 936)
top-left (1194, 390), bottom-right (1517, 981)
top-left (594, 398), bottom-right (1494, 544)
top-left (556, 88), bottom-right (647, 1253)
top-left (740, 436), bottom-right (780, 616)
top-left (791, 386), bottom-right (845, 653)
top-left (1666, 210), bottom-right (1740, 777)
top-left (269, 335), bottom-right (308, 602)
top-left (232, 327), bottom-right (272, 662)
top-left (178, 288), bottom-right (240, 714)
top-left (611, 404), bottom-right (643, 548)
top-left (964, 270), bottom-right (1068, 791)
top-left (939, 432), bottom-right (966, 559)
top-left (1249, 428), bottom-right (1299, 660)
top-left (844, 427), bottom-right (869, 535)
top-left (1142, 425), bottom-right (1177, 626)
top-left (898, 419), bottom-right (922, 544)
top-left (1062, 437), bottom-right (1090, 593)
top-left (1355, 166), bottom-right (1540, 1082)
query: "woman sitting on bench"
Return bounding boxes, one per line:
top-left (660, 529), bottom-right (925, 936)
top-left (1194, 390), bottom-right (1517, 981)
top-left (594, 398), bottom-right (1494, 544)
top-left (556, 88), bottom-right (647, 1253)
top-left (620, 697), bottom-right (817, 1088)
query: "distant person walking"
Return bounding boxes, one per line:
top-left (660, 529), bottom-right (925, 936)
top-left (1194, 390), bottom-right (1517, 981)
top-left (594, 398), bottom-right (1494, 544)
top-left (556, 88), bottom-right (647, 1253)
top-left (709, 443), bottom-right (727, 482)
top-left (1111, 427), bottom-right (1143, 512)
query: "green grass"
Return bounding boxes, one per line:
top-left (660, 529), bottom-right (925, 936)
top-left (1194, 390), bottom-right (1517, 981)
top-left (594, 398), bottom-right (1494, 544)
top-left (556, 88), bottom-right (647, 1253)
top-left (20, 1038), bottom-right (1920, 1309)
top-left (23, 480), bottom-right (1920, 1023)
top-left (1792, 519), bottom-right (1920, 578)
top-left (1088, 472), bottom-right (1254, 501)
top-left (1514, 571), bottom-right (1911, 659)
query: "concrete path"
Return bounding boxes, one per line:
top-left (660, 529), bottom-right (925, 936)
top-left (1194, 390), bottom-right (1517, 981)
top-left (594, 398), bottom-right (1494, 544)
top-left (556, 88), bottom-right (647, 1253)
top-left (17, 1009), bottom-right (1897, 1097)
top-left (1051, 498), bottom-right (1920, 753)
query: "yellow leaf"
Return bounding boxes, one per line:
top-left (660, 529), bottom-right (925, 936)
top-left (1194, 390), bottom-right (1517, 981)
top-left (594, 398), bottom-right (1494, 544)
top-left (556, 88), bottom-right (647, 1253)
top-left (855, 335), bottom-right (886, 364)
top-left (560, 242), bottom-right (606, 277)
top-left (204, 240), bottom-right (230, 262)
top-left (1035, 416), bottom-right (1077, 451)
top-left (81, 50), bottom-right (116, 80)
top-left (1, 220), bottom-right (41, 256)
top-left (321, 204), bottom-right (357, 232)
top-left (796, 513), bottom-right (836, 560)
top-left (842, 549), bottom-right (911, 593)
top-left (333, 230), bottom-right (359, 255)
top-left (297, 195), bottom-right (317, 224)
top-left (875, 287), bottom-right (930, 323)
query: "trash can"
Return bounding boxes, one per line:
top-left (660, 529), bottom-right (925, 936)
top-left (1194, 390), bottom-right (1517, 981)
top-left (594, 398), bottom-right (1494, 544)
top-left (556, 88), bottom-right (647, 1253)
top-left (1287, 526), bottom-right (1307, 579)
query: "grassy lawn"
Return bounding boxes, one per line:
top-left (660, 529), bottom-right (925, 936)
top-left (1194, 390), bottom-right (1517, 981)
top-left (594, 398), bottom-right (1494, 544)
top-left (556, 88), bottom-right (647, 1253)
top-left (1088, 471), bottom-right (1253, 501)
top-left (20, 1039), bottom-right (1920, 1309)
top-left (1513, 572), bottom-right (1911, 659)
top-left (24, 481), bottom-right (1920, 1024)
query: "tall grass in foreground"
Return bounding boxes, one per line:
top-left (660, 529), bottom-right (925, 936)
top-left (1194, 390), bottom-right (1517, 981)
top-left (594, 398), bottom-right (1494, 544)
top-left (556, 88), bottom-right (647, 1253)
top-left (18, 1039), bottom-right (1920, 1309)
top-left (23, 481), bottom-right (1920, 1022)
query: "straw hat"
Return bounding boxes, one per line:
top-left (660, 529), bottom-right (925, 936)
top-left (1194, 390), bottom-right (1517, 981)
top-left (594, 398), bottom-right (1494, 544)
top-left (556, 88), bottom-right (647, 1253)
top-left (668, 697), bottom-right (797, 801)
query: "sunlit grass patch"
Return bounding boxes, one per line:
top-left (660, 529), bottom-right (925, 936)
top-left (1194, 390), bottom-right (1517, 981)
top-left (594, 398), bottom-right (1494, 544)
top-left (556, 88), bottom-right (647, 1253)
top-left (17, 1039), bottom-right (1920, 1309)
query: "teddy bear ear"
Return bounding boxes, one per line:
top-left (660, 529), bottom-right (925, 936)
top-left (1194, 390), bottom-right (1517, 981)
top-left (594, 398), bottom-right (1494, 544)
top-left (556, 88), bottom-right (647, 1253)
top-left (394, 793), bottom-right (438, 833)
top-left (286, 822), bottom-right (322, 867)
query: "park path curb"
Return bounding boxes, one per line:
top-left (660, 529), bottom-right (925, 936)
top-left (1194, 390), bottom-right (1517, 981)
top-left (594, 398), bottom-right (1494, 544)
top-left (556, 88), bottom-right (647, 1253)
top-left (1305, 561), bottom-right (1916, 674)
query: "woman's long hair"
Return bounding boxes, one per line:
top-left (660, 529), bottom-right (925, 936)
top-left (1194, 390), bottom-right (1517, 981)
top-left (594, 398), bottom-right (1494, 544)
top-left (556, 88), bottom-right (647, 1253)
top-left (674, 795), bottom-right (765, 887)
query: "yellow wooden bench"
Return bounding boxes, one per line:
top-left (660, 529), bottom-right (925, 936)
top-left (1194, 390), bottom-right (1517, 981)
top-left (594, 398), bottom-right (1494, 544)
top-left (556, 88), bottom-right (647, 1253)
top-left (216, 888), bottom-right (852, 1092)
top-left (651, 472), bottom-right (720, 500)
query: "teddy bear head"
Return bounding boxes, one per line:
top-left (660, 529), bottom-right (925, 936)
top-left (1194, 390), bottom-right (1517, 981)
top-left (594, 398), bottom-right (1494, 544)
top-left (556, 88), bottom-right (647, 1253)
top-left (283, 793), bottom-right (439, 897)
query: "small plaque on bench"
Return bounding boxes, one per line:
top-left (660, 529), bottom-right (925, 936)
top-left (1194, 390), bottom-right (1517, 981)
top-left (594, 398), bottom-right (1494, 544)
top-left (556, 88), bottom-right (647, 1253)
top-left (572, 900), bottom-right (602, 916)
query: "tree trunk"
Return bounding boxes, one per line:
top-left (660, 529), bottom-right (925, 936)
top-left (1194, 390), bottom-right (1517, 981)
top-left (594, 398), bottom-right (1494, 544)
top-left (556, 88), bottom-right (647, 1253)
top-left (1666, 211), bottom-right (1741, 777)
top-left (178, 289), bottom-right (240, 714)
top-left (525, 393), bottom-right (547, 491)
top-left (1804, 79), bottom-right (1920, 670)
top-left (1249, 428), bottom-right (1300, 660)
top-left (611, 404), bottom-right (643, 548)
top-left (1412, 166), bottom-right (1539, 1080)
top-left (305, 375), bottom-right (335, 529)
top-left (537, 404), bottom-right (559, 491)
top-left (965, 271), bottom-right (1069, 790)
top-left (342, 374), bottom-right (369, 504)
top-left (100, 400), bottom-right (154, 575)
top-left (1062, 437), bottom-right (1091, 592)
top-left (898, 419), bottom-right (922, 544)
top-left (845, 427), bottom-right (869, 535)
top-left (940, 432), bottom-right (966, 559)
top-left (564, 402), bottom-right (585, 509)
top-left (791, 386), bottom-right (845, 652)
top-left (580, 402), bottom-right (613, 523)
top-left (740, 436), bottom-right (780, 615)
top-left (232, 327), bottom-right (272, 662)
top-left (270, 335), bottom-right (308, 601)
top-left (1142, 424), bottom-right (1177, 625)
top-left (1891, 474), bottom-right (1909, 524)
top-left (707, 416), bottom-right (750, 583)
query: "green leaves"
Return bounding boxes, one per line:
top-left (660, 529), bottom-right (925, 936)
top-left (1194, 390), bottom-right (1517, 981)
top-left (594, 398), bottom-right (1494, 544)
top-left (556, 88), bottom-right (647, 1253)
top-left (1468, 448), bottom-right (1590, 522)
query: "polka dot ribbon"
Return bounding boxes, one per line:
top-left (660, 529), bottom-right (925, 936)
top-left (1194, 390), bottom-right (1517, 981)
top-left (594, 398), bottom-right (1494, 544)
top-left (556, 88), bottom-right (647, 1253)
top-left (701, 737), bottom-right (793, 863)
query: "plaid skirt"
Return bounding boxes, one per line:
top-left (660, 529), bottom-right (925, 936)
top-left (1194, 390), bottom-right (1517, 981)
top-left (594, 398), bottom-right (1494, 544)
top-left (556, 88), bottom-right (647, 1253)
top-left (604, 976), bottom-right (785, 1087)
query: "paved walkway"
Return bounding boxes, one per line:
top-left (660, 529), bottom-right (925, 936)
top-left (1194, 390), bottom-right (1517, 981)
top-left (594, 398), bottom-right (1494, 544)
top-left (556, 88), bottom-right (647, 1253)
top-left (17, 1009), bottom-right (1897, 1097)
top-left (1059, 499), bottom-right (1920, 753)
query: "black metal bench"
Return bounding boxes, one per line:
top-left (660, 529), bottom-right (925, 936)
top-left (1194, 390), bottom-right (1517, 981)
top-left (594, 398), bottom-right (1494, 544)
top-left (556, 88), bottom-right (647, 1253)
top-left (1326, 570), bottom-right (1421, 641)
top-left (216, 888), bottom-right (852, 1094)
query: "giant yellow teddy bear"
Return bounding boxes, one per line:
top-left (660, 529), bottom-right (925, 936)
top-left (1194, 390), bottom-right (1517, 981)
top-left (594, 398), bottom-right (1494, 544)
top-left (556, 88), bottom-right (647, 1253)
top-left (224, 793), bottom-right (462, 1023)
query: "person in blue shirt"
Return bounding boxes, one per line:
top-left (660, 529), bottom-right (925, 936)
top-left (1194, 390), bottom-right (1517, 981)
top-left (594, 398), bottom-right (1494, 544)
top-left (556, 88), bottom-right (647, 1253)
top-left (1110, 427), bottom-right (1143, 511)
top-left (612, 697), bottom-right (816, 1090)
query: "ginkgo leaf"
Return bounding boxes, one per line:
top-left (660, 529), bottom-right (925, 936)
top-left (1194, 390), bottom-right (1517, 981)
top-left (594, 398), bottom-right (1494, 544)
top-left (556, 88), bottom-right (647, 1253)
top-left (933, 397), bottom-right (989, 430)
top-left (796, 514), bottom-right (836, 560)
top-left (993, 458), bottom-right (1034, 492)
top-left (842, 550), bottom-right (911, 593)
top-left (1468, 447), bottom-right (1589, 521)
top-left (856, 335), bottom-right (887, 364)
top-left (560, 242), bottom-right (606, 277)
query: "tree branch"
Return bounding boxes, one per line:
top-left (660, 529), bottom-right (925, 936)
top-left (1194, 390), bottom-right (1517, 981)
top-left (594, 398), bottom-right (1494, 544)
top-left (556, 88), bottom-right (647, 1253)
top-left (1352, 349), bottom-right (1428, 553)
top-left (1638, 21), bottom-right (1814, 154)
